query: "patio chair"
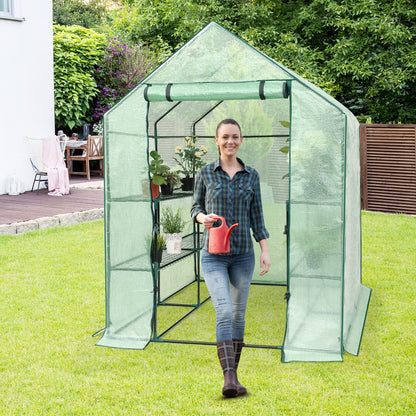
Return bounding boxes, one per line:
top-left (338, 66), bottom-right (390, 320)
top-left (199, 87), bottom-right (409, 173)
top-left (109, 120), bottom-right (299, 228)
top-left (25, 136), bottom-right (47, 194)
top-left (25, 135), bottom-right (69, 194)
top-left (29, 157), bottom-right (48, 194)
top-left (66, 135), bottom-right (103, 181)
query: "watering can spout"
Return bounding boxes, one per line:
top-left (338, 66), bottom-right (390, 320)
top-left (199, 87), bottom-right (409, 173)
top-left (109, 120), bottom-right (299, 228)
top-left (208, 216), bottom-right (239, 254)
top-left (225, 223), bottom-right (239, 244)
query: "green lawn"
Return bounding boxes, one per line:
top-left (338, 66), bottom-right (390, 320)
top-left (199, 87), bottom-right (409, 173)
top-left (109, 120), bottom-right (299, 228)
top-left (0, 212), bottom-right (415, 415)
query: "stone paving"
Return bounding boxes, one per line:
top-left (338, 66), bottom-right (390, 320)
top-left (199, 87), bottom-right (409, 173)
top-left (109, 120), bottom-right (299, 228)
top-left (0, 208), bottom-right (104, 235)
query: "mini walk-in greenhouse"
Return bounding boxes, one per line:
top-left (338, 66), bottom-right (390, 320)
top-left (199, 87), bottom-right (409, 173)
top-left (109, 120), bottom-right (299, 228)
top-left (95, 22), bottom-right (372, 362)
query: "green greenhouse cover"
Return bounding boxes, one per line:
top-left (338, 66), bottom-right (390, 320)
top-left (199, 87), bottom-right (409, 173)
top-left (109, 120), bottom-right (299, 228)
top-left (96, 21), bottom-right (371, 363)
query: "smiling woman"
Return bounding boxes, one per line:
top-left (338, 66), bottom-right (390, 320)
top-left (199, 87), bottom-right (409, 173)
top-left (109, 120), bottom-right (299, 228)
top-left (191, 118), bottom-right (270, 397)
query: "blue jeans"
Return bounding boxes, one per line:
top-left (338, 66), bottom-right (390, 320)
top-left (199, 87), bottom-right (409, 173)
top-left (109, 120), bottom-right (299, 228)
top-left (201, 249), bottom-right (255, 342)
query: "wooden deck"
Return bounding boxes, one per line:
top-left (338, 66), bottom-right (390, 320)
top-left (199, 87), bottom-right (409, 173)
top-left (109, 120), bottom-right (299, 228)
top-left (0, 178), bottom-right (104, 225)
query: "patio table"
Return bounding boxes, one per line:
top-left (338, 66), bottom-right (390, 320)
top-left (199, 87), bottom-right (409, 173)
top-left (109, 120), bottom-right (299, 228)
top-left (65, 140), bottom-right (87, 171)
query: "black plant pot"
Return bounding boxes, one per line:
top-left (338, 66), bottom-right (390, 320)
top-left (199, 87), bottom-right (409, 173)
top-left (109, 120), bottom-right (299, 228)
top-left (151, 250), bottom-right (163, 264)
top-left (181, 177), bottom-right (194, 191)
top-left (161, 184), bottom-right (174, 196)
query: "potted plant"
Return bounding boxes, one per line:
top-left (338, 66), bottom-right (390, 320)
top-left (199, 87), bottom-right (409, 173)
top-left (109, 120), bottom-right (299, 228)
top-left (174, 135), bottom-right (208, 191)
top-left (146, 233), bottom-right (167, 264)
top-left (160, 168), bottom-right (181, 196)
top-left (148, 150), bottom-right (169, 198)
top-left (160, 206), bottom-right (186, 254)
top-left (152, 233), bottom-right (167, 263)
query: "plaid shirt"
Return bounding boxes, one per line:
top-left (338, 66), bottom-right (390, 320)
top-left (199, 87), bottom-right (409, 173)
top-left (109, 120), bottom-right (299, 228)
top-left (191, 158), bottom-right (269, 255)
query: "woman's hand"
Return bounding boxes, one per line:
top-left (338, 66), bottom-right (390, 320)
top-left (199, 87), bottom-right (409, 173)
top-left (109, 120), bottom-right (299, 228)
top-left (259, 239), bottom-right (270, 276)
top-left (197, 213), bottom-right (219, 229)
top-left (260, 252), bottom-right (270, 276)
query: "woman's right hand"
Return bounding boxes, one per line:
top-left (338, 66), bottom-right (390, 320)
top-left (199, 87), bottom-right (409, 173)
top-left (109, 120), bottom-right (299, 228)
top-left (197, 213), bottom-right (218, 229)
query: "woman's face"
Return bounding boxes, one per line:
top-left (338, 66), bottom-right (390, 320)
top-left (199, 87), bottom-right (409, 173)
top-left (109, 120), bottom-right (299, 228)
top-left (215, 123), bottom-right (243, 158)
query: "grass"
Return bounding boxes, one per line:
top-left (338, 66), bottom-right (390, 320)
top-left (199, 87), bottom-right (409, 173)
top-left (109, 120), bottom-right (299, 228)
top-left (0, 212), bottom-right (415, 415)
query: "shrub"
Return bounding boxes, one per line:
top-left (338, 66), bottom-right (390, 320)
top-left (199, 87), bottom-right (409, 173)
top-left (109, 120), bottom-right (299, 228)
top-left (92, 37), bottom-right (157, 122)
top-left (53, 24), bottom-right (106, 131)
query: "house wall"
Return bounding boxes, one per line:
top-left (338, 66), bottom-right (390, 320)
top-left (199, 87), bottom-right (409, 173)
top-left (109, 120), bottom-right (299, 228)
top-left (0, 0), bottom-right (54, 195)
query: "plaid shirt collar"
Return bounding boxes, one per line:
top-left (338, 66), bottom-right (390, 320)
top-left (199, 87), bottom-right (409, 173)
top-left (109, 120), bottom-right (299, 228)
top-left (212, 157), bottom-right (250, 173)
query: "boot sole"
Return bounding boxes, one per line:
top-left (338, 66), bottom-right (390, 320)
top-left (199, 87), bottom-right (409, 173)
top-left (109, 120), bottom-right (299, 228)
top-left (222, 387), bottom-right (238, 398)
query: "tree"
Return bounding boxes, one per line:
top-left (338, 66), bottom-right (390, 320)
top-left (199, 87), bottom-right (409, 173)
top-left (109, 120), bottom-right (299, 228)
top-left (290, 0), bottom-right (416, 123)
top-left (107, 0), bottom-right (281, 50)
top-left (105, 0), bottom-right (416, 123)
top-left (53, 0), bottom-right (107, 28)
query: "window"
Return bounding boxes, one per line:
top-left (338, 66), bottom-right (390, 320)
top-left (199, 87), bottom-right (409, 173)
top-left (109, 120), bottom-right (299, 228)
top-left (0, 0), bottom-right (13, 17)
top-left (0, 0), bottom-right (23, 21)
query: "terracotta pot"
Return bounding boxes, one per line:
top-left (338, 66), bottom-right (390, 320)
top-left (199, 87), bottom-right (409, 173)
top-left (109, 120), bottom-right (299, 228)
top-left (151, 182), bottom-right (159, 198)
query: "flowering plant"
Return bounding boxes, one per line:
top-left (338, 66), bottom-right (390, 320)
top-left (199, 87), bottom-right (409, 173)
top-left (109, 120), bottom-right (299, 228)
top-left (92, 38), bottom-right (156, 122)
top-left (174, 135), bottom-right (208, 178)
top-left (92, 120), bottom-right (103, 135)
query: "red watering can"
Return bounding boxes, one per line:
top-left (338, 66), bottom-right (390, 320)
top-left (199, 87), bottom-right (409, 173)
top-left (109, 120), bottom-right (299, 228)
top-left (208, 216), bottom-right (239, 254)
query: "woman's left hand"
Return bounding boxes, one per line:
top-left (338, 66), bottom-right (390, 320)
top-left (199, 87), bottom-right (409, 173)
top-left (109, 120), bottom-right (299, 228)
top-left (259, 251), bottom-right (270, 276)
top-left (258, 239), bottom-right (270, 275)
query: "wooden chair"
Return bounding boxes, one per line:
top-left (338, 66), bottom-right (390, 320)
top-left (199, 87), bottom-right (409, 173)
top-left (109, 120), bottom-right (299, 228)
top-left (66, 135), bottom-right (103, 180)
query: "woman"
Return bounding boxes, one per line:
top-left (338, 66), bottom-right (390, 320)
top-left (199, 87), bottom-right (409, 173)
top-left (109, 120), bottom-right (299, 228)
top-left (191, 119), bottom-right (270, 397)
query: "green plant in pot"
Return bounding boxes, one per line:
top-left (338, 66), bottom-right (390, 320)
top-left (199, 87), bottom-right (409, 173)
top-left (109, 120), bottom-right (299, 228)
top-left (174, 135), bottom-right (207, 191)
top-left (149, 150), bottom-right (169, 198)
top-left (152, 234), bottom-right (167, 263)
top-left (160, 206), bottom-right (186, 254)
top-left (146, 233), bottom-right (167, 264)
top-left (160, 168), bottom-right (181, 196)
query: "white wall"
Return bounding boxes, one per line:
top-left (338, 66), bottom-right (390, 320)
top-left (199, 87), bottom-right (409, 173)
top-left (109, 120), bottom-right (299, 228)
top-left (0, 0), bottom-right (54, 195)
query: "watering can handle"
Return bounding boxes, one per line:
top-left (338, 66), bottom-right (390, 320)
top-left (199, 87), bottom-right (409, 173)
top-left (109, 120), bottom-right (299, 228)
top-left (210, 216), bottom-right (225, 225)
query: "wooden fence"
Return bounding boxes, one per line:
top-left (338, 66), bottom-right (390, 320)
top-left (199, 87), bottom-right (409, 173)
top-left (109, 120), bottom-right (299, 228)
top-left (360, 124), bottom-right (416, 215)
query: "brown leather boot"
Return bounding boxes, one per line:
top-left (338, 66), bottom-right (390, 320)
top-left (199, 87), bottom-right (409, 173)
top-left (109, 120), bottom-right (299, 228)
top-left (217, 340), bottom-right (238, 397)
top-left (233, 338), bottom-right (247, 396)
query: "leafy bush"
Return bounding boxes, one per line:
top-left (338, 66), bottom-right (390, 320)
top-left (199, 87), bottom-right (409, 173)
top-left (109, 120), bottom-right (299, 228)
top-left (53, 25), bottom-right (106, 131)
top-left (92, 37), bottom-right (157, 122)
top-left (54, 24), bottom-right (157, 132)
